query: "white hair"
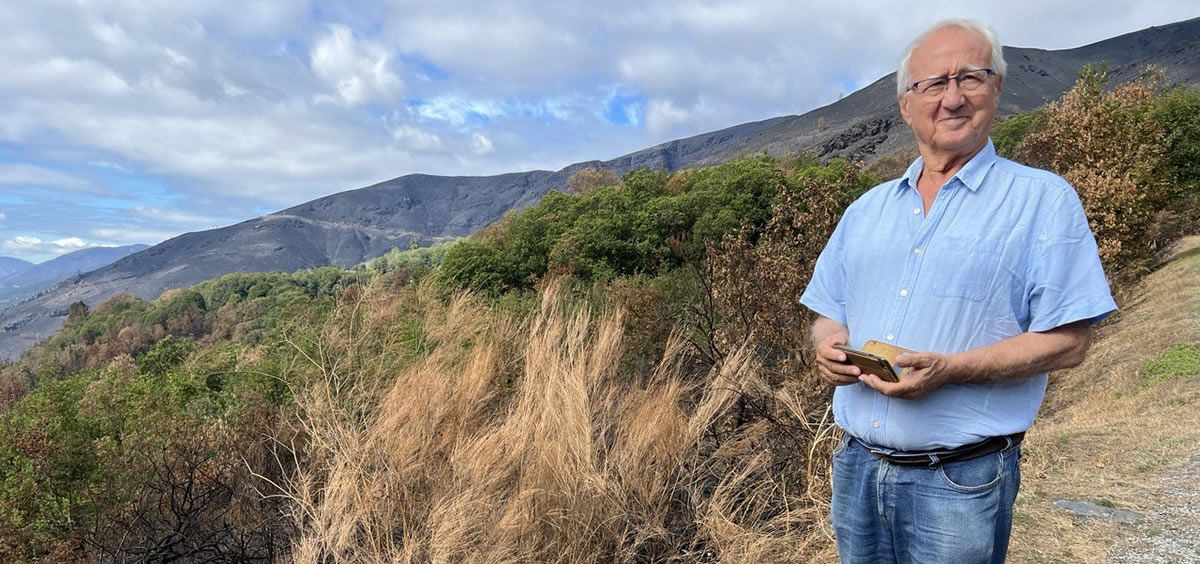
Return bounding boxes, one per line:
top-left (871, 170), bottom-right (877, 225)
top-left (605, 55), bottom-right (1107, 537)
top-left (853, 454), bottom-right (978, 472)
top-left (896, 19), bottom-right (1007, 98)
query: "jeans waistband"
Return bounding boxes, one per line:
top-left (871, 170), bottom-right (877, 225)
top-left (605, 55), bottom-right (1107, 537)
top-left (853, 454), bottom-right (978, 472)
top-left (852, 432), bottom-right (1024, 467)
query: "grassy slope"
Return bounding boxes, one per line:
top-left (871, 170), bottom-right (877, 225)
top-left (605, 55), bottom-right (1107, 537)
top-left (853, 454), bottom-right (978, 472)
top-left (1009, 235), bottom-right (1200, 563)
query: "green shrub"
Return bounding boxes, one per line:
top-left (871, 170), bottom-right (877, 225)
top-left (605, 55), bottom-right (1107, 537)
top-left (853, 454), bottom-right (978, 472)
top-left (991, 109), bottom-right (1043, 158)
top-left (135, 335), bottom-right (195, 378)
top-left (438, 156), bottom-right (789, 294)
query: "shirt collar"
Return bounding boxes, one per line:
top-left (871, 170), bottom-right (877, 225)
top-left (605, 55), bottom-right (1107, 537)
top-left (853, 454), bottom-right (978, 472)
top-left (897, 138), bottom-right (998, 193)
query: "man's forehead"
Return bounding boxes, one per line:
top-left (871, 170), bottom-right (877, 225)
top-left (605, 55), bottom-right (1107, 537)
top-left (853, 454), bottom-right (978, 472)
top-left (909, 27), bottom-right (991, 71)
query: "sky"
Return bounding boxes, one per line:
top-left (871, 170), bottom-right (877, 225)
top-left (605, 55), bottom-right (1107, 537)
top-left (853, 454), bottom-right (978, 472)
top-left (0, 1), bottom-right (1196, 263)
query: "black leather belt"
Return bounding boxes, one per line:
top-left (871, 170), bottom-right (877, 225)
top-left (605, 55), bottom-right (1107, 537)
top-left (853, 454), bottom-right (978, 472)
top-left (860, 432), bottom-right (1024, 466)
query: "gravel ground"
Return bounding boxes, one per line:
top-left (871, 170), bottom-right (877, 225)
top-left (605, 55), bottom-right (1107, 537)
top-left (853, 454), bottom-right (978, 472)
top-left (1108, 452), bottom-right (1200, 563)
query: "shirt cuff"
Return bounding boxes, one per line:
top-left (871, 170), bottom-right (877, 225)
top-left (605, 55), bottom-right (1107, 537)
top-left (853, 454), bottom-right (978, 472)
top-left (1028, 298), bottom-right (1118, 333)
top-left (800, 293), bottom-right (847, 326)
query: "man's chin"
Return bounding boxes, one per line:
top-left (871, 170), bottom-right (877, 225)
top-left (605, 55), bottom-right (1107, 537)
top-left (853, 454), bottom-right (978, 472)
top-left (930, 131), bottom-right (984, 153)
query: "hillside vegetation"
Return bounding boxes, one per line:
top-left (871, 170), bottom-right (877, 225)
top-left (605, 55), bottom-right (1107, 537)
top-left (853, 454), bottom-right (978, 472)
top-left (1008, 234), bottom-right (1200, 562)
top-left (0, 69), bottom-right (1197, 562)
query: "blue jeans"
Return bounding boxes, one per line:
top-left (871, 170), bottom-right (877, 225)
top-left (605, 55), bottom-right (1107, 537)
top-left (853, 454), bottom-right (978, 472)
top-left (831, 434), bottom-right (1022, 563)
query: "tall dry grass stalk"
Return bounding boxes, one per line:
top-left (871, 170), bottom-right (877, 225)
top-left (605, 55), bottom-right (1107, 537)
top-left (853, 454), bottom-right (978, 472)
top-left (275, 281), bottom-right (838, 563)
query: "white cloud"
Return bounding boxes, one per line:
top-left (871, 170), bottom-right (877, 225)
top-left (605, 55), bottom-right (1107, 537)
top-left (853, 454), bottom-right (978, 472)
top-left (0, 211), bottom-right (6, 221)
top-left (1, 235), bottom-right (93, 256)
top-left (390, 124), bottom-right (444, 151)
top-left (0, 97), bottom-right (415, 205)
top-left (90, 20), bottom-right (136, 52)
top-left (310, 24), bottom-right (403, 106)
top-left (130, 206), bottom-right (227, 228)
top-left (470, 132), bottom-right (494, 155)
top-left (414, 96), bottom-right (506, 126)
top-left (2, 236), bottom-right (42, 251)
top-left (91, 227), bottom-right (180, 245)
top-left (50, 237), bottom-right (88, 252)
top-left (388, 10), bottom-right (589, 93)
top-left (88, 160), bottom-right (132, 173)
top-left (643, 97), bottom-right (731, 135)
top-left (0, 53), bottom-right (132, 98)
top-left (0, 164), bottom-right (100, 193)
top-left (410, 94), bottom-right (599, 129)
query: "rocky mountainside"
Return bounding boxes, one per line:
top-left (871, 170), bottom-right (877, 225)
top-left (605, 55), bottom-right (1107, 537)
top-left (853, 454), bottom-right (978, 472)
top-left (2, 17), bottom-right (1199, 360)
top-left (0, 245), bottom-right (148, 309)
top-left (0, 257), bottom-right (33, 279)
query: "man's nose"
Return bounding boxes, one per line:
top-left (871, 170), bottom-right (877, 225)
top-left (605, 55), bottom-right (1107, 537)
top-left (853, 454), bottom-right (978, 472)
top-left (940, 79), bottom-right (965, 110)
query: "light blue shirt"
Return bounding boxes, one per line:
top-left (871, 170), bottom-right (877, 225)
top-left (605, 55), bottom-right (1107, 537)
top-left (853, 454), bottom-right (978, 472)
top-left (800, 139), bottom-right (1117, 451)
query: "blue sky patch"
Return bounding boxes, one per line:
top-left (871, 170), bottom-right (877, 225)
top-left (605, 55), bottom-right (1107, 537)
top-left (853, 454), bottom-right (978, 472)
top-left (604, 91), bottom-right (645, 127)
top-left (402, 53), bottom-right (450, 81)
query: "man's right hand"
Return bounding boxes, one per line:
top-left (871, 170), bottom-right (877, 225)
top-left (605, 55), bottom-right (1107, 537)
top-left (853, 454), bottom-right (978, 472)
top-left (814, 329), bottom-right (861, 386)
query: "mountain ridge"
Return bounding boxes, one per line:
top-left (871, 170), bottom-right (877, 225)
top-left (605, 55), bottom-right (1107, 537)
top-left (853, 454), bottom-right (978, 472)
top-left (0, 258), bottom-right (33, 279)
top-left (0, 245), bottom-right (149, 309)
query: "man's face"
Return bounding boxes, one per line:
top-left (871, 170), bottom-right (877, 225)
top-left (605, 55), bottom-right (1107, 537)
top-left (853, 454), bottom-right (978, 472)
top-left (898, 26), bottom-right (1002, 157)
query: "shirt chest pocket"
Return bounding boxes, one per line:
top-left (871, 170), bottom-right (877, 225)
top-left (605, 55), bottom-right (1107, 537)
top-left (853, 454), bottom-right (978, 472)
top-left (927, 236), bottom-right (1003, 301)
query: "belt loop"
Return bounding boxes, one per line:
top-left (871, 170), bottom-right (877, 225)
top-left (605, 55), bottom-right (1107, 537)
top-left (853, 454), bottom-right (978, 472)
top-left (1004, 436), bottom-right (1013, 450)
top-left (927, 453), bottom-right (940, 468)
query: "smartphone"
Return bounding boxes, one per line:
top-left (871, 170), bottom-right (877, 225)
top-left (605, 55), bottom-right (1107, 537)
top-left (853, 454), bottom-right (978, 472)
top-left (832, 344), bottom-right (900, 383)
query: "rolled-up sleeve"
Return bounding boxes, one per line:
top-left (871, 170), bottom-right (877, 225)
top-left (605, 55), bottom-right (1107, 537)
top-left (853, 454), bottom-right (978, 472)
top-left (1025, 189), bottom-right (1118, 332)
top-left (800, 210), bottom-right (851, 325)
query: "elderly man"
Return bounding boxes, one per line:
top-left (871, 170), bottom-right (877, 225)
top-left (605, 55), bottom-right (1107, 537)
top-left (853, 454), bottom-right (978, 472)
top-left (799, 19), bottom-right (1117, 563)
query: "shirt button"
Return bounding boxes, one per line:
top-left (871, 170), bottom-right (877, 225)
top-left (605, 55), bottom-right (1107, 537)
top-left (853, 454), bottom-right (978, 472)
top-left (873, 421), bottom-right (881, 428)
top-left (913, 208), bottom-right (920, 215)
top-left (913, 248), bottom-right (923, 255)
top-left (886, 333), bottom-right (895, 341)
top-left (899, 289), bottom-right (908, 297)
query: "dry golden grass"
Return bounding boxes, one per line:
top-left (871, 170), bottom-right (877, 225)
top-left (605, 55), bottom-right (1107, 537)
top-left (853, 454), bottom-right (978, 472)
top-left (1008, 235), bottom-right (1200, 563)
top-left (266, 238), bottom-right (1200, 564)
top-left (276, 281), bottom-right (840, 563)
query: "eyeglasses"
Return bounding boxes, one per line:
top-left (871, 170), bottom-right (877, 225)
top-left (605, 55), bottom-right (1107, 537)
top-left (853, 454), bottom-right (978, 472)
top-left (906, 68), bottom-right (995, 98)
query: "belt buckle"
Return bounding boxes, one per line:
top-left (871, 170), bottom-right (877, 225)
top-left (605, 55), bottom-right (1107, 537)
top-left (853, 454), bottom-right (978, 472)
top-left (869, 448), bottom-right (933, 466)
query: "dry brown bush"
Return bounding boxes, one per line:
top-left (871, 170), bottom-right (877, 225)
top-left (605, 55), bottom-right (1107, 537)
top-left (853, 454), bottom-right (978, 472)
top-left (274, 281), bottom-right (838, 563)
top-left (1014, 68), bottom-right (1179, 280)
top-left (85, 416), bottom-right (291, 561)
top-left (707, 163), bottom-right (864, 376)
top-left (567, 167), bottom-right (622, 195)
top-left (0, 366), bottom-right (30, 413)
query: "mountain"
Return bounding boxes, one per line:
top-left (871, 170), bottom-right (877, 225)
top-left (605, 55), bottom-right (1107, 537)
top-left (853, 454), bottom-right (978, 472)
top-left (0, 245), bottom-right (149, 310)
top-left (2, 17), bottom-right (1200, 361)
top-left (0, 257), bottom-right (32, 279)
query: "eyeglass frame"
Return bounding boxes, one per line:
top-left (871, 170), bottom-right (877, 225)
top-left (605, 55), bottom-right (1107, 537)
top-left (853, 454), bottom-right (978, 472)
top-left (904, 68), bottom-right (996, 97)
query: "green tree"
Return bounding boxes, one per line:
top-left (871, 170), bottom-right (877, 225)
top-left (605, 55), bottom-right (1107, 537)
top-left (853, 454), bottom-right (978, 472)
top-left (135, 336), bottom-right (195, 378)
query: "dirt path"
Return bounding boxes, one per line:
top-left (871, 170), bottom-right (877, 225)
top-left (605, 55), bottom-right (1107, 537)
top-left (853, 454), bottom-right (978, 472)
top-left (1107, 452), bottom-right (1200, 563)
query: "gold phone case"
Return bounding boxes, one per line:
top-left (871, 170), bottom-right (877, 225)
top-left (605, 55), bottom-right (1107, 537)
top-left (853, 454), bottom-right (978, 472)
top-left (833, 340), bottom-right (916, 382)
top-left (861, 340), bottom-right (916, 381)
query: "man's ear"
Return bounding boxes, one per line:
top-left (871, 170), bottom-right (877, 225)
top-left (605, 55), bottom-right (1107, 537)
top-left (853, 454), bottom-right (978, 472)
top-left (898, 94), bottom-right (912, 126)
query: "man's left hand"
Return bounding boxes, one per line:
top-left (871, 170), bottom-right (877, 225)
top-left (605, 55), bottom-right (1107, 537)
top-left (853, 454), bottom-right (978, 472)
top-left (858, 351), bottom-right (960, 400)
